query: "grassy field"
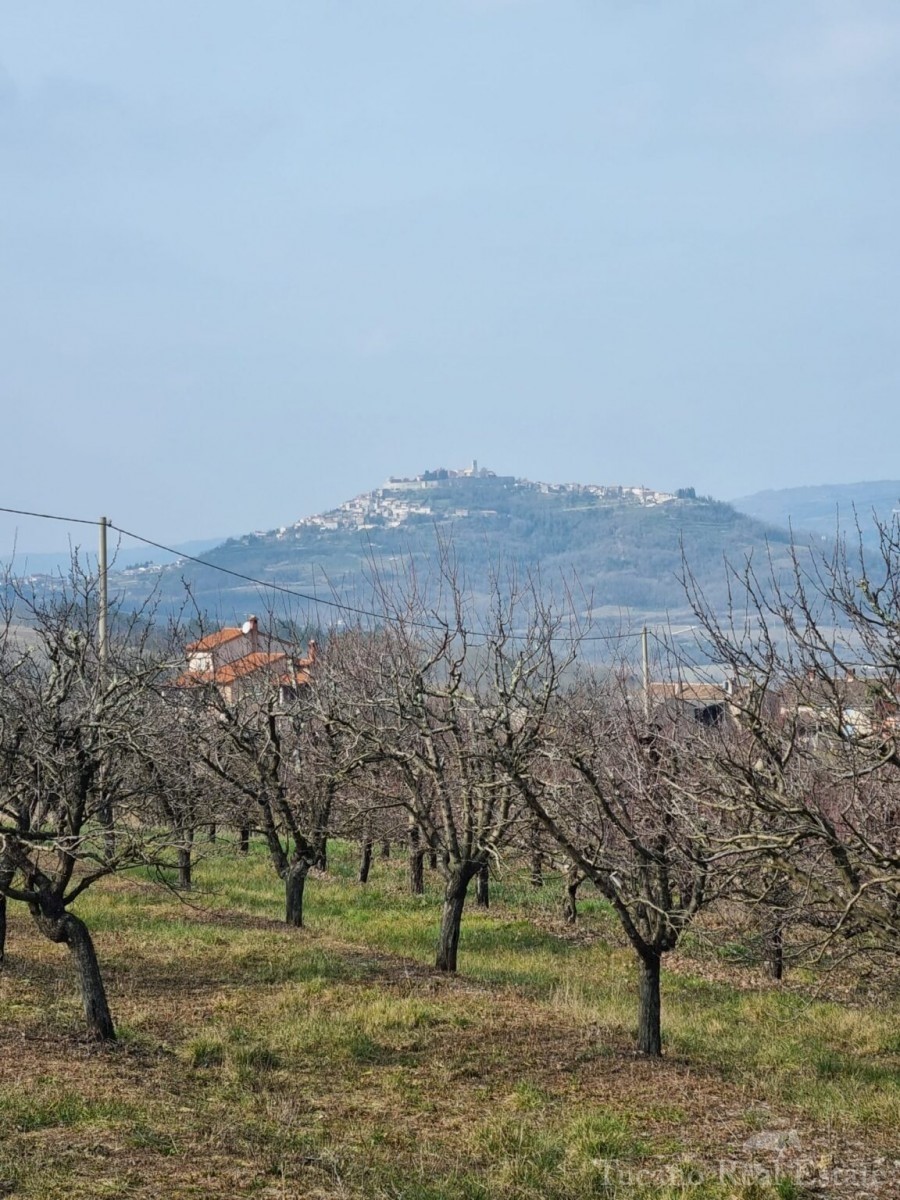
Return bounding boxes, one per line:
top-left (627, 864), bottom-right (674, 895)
top-left (0, 841), bottom-right (897, 1199)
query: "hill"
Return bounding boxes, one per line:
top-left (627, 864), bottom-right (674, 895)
top-left (1, 537), bottom-right (226, 578)
top-left (731, 481), bottom-right (900, 547)
top-left (122, 467), bottom-right (799, 637)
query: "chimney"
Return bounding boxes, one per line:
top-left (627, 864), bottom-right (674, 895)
top-left (307, 638), bottom-right (318, 665)
top-left (247, 615), bottom-right (259, 651)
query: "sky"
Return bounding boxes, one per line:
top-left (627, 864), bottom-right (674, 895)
top-left (2, 0), bottom-right (899, 554)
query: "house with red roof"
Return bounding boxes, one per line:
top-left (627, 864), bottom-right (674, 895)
top-left (175, 615), bottom-right (316, 705)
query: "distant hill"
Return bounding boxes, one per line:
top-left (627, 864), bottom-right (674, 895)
top-left (116, 469), bottom-right (800, 639)
top-left (1, 537), bottom-right (226, 578)
top-left (731, 482), bottom-right (900, 546)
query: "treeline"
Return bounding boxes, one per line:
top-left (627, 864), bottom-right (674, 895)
top-left (1, 525), bottom-right (898, 1063)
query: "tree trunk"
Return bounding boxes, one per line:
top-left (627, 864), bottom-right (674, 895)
top-left (409, 849), bottom-right (425, 895)
top-left (100, 801), bottom-right (116, 860)
top-left (177, 845), bottom-right (192, 891)
top-left (428, 849), bottom-right (438, 870)
top-left (238, 826), bottom-right (250, 855)
top-left (176, 826), bottom-right (195, 891)
top-left (358, 839), bottom-right (373, 884)
top-left (380, 838), bottom-right (391, 859)
top-left (435, 866), bottom-right (474, 973)
top-left (529, 820), bottom-right (543, 887)
top-left (637, 951), bottom-right (662, 1057)
top-left (408, 823), bottom-right (424, 895)
top-left (314, 835), bottom-right (328, 872)
top-left (765, 924), bottom-right (784, 980)
top-left (207, 822), bottom-right (217, 843)
top-left (530, 852), bottom-right (543, 888)
top-left (0, 867), bottom-right (13, 967)
top-left (284, 862), bottom-right (309, 928)
top-left (66, 913), bottom-right (116, 1042)
top-left (475, 863), bottom-right (490, 908)
top-left (562, 866), bottom-right (582, 924)
top-left (764, 877), bottom-right (789, 980)
top-left (32, 908), bottom-right (115, 1041)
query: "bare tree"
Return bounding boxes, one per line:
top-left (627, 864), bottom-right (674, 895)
top-left (0, 569), bottom-right (182, 1040)
top-left (683, 521), bottom-right (900, 968)
top-left (323, 558), bottom-right (579, 973)
top-left (140, 705), bottom-right (217, 892)
top-left (507, 674), bottom-right (723, 1056)
top-left (183, 621), bottom-right (367, 928)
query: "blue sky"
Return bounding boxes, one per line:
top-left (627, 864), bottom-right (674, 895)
top-left (2, 1), bottom-right (899, 553)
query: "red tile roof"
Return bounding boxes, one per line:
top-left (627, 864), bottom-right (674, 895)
top-left (174, 651), bottom-right (288, 689)
top-left (186, 628), bottom-right (243, 652)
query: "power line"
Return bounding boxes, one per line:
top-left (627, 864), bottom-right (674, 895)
top-left (111, 520), bottom-right (451, 634)
top-left (0, 505), bottom-right (100, 527)
top-left (0, 502), bottom-right (665, 645)
top-left (111, 521), bottom-right (641, 644)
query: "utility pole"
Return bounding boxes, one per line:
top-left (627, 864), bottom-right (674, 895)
top-left (642, 625), bottom-right (650, 721)
top-left (98, 516), bottom-right (109, 664)
top-left (97, 515), bottom-right (115, 855)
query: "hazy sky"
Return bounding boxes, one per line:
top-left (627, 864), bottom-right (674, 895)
top-left (2, 1), bottom-right (899, 553)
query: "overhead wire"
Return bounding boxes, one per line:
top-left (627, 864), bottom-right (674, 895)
top-left (111, 520), bottom-right (649, 644)
top-left (0, 503), bottom-right (689, 646)
top-left (0, 505), bottom-right (101, 528)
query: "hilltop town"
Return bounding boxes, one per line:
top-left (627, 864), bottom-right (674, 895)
top-left (279, 462), bottom-right (682, 537)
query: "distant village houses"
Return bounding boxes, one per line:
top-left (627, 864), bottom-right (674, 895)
top-left (286, 462), bottom-right (680, 538)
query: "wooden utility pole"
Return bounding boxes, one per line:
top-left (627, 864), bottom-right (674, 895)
top-left (98, 516), bottom-right (109, 664)
top-left (642, 625), bottom-right (650, 721)
top-left (97, 515), bottom-right (115, 854)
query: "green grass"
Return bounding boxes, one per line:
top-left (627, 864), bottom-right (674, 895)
top-left (0, 1090), bottom-right (137, 1133)
top-left (0, 836), bottom-right (896, 1198)
top-left (161, 840), bottom-right (900, 1129)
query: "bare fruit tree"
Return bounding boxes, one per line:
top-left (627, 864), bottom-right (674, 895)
top-left (506, 673), bottom-right (724, 1056)
top-left (323, 559), bottom-right (580, 973)
top-left (0, 568), bottom-right (184, 1041)
top-left (683, 523), bottom-right (900, 967)
top-left (183, 622), bottom-right (365, 928)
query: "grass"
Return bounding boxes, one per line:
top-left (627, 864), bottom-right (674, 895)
top-left (0, 837), bottom-right (896, 1198)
